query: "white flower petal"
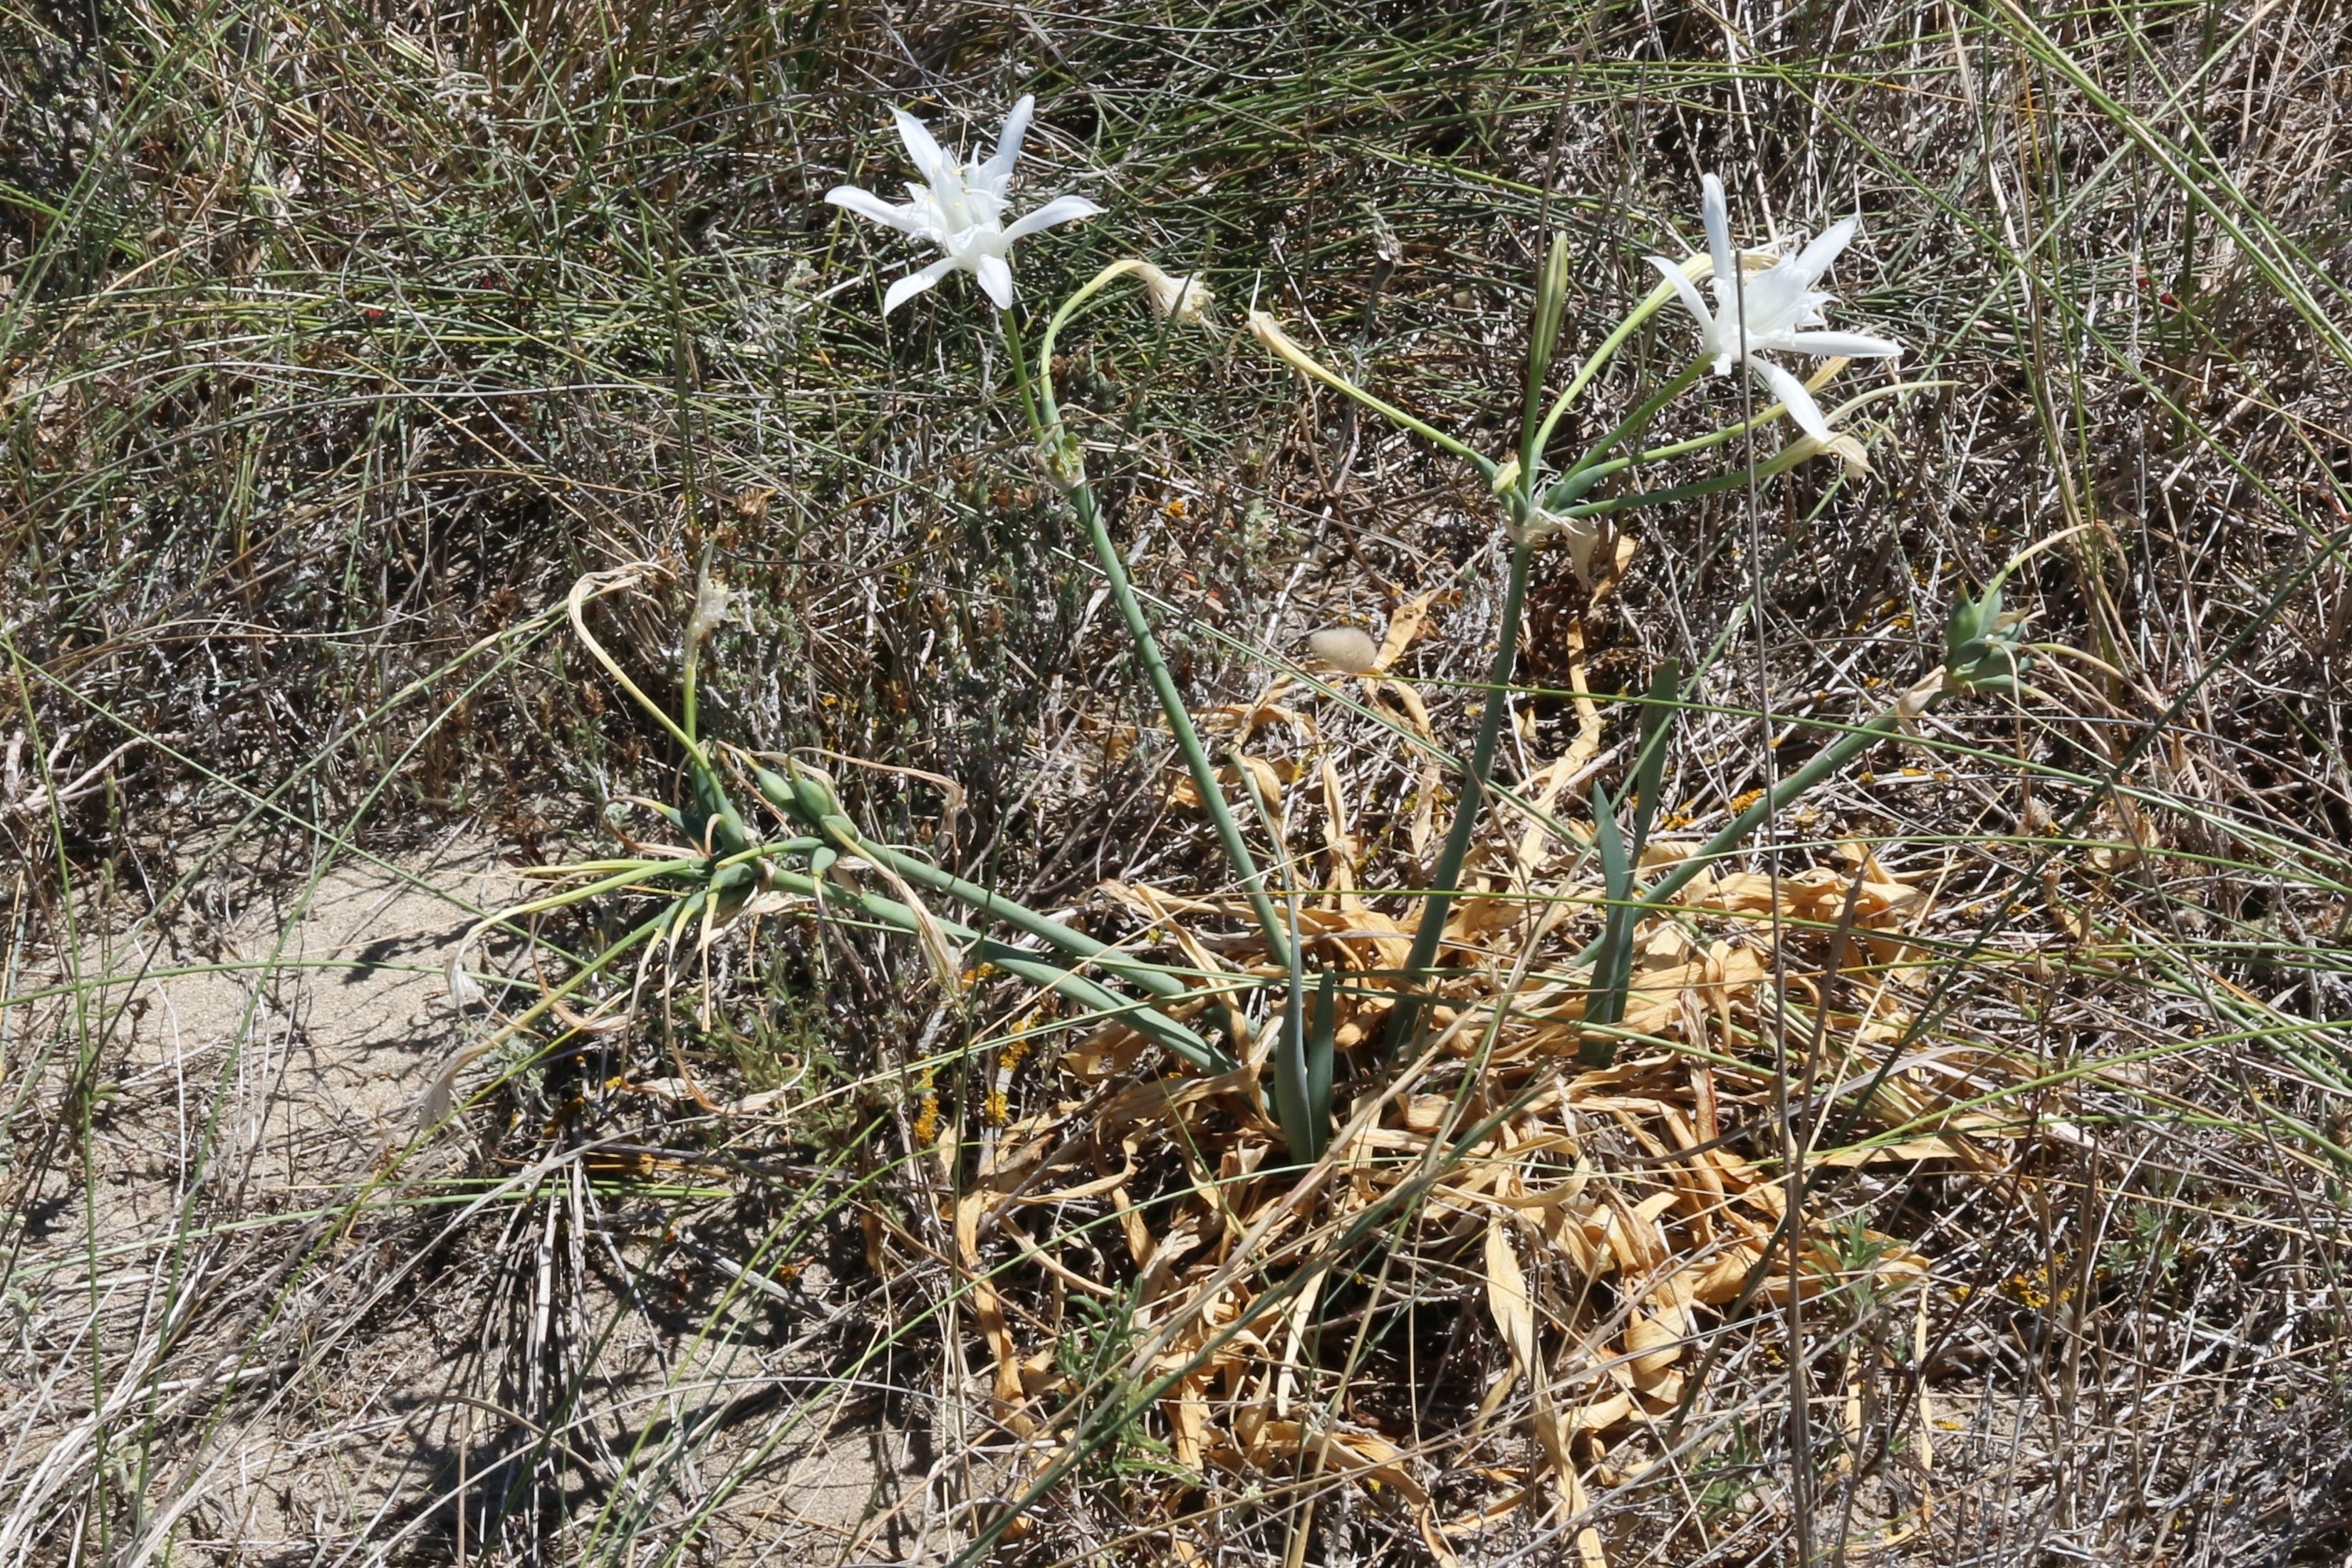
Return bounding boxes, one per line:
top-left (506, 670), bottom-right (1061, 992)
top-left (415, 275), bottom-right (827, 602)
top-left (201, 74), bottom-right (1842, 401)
top-left (891, 108), bottom-right (951, 184)
top-left (1001, 192), bottom-right (1103, 242)
top-left (1657, 177), bottom-right (1896, 427)
top-left (1783, 330), bottom-right (1902, 360)
top-left (984, 94), bottom-right (1035, 182)
top-left (1702, 173), bottom-right (1737, 291)
top-left (1722, 260), bottom-right (1803, 336)
top-left (1752, 357), bottom-right (1833, 444)
top-left (1791, 215), bottom-right (1859, 287)
top-left (826, 184), bottom-right (922, 234)
top-left (1645, 254), bottom-right (1716, 334)
top-left (883, 256), bottom-right (960, 316)
top-left (973, 251), bottom-right (1015, 309)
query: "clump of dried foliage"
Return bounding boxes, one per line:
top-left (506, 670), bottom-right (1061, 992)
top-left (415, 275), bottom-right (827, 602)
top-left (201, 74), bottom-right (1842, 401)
top-left (4, 1), bottom-right (2351, 1564)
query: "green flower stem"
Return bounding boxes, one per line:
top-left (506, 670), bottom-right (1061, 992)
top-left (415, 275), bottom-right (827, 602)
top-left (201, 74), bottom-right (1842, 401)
top-left (1646, 380), bottom-right (1927, 466)
top-left (1244, 312), bottom-right (1498, 484)
top-left (1003, 307), bottom-right (1295, 975)
top-left (568, 569), bottom-right (702, 764)
top-left (1529, 254), bottom-right (1735, 461)
top-left (1566, 378), bottom-right (1939, 496)
top-left (1555, 430), bottom-right (1833, 520)
top-left (749, 765), bottom-right (1198, 1005)
top-left (1233, 739), bottom-right (1325, 1159)
top-left (999, 303), bottom-right (1051, 436)
top-left (1380, 533), bottom-right (1536, 1059)
top-left (1543, 357), bottom-right (1709, 509)
top-left (479, 858), bottom-right (717, 929)
top-left (1583, 704), bottom-right (1910, 961)
top-left (1039, 258), bottom-right (1159, 366)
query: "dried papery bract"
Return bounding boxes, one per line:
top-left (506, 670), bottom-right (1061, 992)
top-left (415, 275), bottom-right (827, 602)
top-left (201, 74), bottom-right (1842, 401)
top-left (1507, 505), bottom-right (1605, 580)
top-left (1134, 261), bottom-right (1214, 324)
top-left (684, 571), bottom-right (733, 652)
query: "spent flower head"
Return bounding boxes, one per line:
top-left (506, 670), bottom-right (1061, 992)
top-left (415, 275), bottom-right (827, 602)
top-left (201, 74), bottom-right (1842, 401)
top-left (1131, 261), bottom-right (1214, 325)
top-left (826, 95), bottom-right (1102, 315)
top-left (1647, 173), bottom-right (1901, 442)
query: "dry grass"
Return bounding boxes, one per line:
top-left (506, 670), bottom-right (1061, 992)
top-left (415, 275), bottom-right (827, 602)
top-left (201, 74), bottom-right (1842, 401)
top-left (5, 0), bottom-right (2352, 1563)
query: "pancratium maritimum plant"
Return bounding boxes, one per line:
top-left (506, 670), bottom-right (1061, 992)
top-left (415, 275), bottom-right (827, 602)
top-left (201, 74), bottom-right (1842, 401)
top-left (790, 113), bottom-right (1958, 1158)
top-left (1648, 172), bottom-right (1903, 442)
top-left (825, 94), bottom-right (1103, 315)
top-left (501, 136), bottom-right (2014, 1275)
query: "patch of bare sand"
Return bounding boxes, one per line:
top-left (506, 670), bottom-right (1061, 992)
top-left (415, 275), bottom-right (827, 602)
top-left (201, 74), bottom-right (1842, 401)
top-left (6, 835), bottom-right (504, 1552)
top-left (7, 833), bottom-right (930, 1564)
top-left (118, 830), bottom-right (506, 1147)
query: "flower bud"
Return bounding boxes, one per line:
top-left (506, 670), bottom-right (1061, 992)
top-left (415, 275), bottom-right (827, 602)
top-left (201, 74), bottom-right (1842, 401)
top-left (1305, 626), bottom-right (1381, 675)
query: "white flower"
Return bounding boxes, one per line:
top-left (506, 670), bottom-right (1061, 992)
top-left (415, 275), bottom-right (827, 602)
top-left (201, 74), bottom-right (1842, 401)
top-left (1646, 173), bottom-right (1901, 443)
top-left (825, 95), bottom-right (1103, 315)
